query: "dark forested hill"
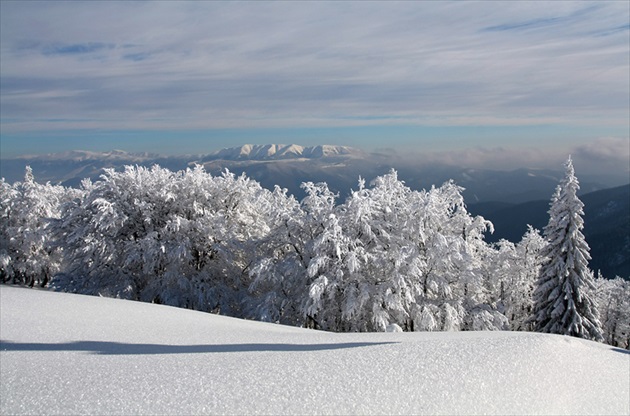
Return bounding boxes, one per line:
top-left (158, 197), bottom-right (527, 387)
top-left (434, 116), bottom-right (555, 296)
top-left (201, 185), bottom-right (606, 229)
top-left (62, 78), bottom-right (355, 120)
top-left (469, 184), bottom-right (630, 279)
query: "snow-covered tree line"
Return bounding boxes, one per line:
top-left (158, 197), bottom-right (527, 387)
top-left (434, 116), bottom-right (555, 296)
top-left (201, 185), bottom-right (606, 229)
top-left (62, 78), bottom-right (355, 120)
top-left (0, 163), bottom-right (627, 347)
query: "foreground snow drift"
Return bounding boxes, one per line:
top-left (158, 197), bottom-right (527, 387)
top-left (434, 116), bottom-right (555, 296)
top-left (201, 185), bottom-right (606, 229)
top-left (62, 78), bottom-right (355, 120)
top-left (1, 286), bottom-right (628, 415)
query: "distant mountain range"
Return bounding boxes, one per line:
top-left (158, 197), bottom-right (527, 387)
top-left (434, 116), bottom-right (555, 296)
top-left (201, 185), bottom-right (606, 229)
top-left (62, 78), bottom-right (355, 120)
top-left (2, 144), bottom-right (628, 278)
top-left (202, 144), bottom-right (362, 161)
top-left (3, 144), bottom-right (617, 204)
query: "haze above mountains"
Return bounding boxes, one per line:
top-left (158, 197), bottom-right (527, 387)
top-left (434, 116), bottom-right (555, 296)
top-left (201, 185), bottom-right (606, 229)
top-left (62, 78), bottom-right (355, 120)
top-left (2, 144), bottom-right (628, 278)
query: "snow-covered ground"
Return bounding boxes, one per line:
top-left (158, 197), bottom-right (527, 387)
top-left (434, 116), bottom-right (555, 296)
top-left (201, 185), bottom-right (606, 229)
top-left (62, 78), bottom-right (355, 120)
top-left (1, 286), bottom-right (628, 415)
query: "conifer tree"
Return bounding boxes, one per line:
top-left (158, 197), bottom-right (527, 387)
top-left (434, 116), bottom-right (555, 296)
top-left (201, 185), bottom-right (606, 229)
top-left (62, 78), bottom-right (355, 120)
top-left (531, 157), bottom-right (603, 341)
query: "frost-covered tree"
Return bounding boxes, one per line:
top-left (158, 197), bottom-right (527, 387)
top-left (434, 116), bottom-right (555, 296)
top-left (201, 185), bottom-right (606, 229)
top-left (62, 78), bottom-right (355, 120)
top-left (0, 167), bottom-right (75, 286)
top-left (509, 227), bottom-right (546, 330)
top-left (411, 180), bottom-right (499, 331)
top-left (303, 171), bottom-right (424, 332)
top-left (248, 180), bottom-right (358, 329)
top-left (338, 172), bottom-right (424, 332)
top-left (51, 166), bottom-right (183, 300)
top-left (594, 275), bottom-right (630, 349)
top-left (485, 227), bottom-right (545, 331)
top-left (246, 182), bottom-right (315, 326)
top-left (289, 171), bottom-right (497, 332)
top-left (0, 178), bottom-right (18, 282)
top-left (531, 157), bottom-right (603, 341)
top-left (51, 165), bottom-right (279, 316)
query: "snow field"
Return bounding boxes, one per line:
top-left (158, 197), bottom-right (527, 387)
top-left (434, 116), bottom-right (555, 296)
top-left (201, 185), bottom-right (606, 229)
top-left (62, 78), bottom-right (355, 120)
top-left (1, 286), bottom-right (628, 415)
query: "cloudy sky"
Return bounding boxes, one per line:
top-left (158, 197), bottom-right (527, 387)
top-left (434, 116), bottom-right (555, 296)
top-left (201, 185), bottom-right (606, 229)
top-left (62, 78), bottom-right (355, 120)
top-left (0, 1), bottom-right (628, 174)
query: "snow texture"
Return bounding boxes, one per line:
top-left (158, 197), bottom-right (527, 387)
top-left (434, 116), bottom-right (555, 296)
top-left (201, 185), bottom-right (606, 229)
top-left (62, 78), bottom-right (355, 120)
top-left (1, 286), bottom-right (628, 415)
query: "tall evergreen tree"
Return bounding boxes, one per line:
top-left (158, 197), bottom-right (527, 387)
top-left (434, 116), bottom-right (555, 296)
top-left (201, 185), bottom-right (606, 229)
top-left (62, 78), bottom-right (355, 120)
top-left (531, 157), bottom-right (603, 341)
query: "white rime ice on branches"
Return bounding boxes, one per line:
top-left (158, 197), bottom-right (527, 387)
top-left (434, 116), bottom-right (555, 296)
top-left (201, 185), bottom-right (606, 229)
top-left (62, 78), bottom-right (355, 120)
top-left (531, 157), bottom-right (604, 341)
top-left (1, 162), bottom-right (627, 345)
top-left (594, 276), bottom-right (630, 348)
top-left (486, 226), bottom-right (546, 331)
top-left (0, 167), bottom-right (79, 287)
top-left (50, 165), bottom-right (283, 316)
top-left (254, 170), bottom-right (498, 332)
top-left (247, 180), bottom-right (334, 326)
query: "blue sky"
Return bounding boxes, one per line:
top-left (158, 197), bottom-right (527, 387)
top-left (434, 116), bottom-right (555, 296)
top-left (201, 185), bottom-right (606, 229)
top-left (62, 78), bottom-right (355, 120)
top-left (0, 1), bottom-right (628, 174)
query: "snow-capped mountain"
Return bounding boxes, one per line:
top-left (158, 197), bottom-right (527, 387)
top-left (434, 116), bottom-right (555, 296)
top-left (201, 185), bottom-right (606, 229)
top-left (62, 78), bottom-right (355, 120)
top-left (202, 144), bottom-right (364, 161)
top-left (0, 145), bottom-right (618, 202)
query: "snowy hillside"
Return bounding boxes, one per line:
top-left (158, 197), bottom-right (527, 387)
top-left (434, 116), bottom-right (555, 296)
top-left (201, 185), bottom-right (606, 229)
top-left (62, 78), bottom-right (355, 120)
top-left (1, 286), bottom-right (628, 415)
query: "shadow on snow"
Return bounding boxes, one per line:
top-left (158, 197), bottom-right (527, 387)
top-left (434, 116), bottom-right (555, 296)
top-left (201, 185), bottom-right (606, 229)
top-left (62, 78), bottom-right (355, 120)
top-left (0, 340), bottom-right (397, 355)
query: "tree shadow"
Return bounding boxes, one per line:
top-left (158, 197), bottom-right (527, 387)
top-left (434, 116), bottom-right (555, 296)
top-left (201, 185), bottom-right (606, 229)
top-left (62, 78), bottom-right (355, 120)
top-left (611, 347), bottom-right (630, 355)
top-left (0, 340), bottom-right (397, 355)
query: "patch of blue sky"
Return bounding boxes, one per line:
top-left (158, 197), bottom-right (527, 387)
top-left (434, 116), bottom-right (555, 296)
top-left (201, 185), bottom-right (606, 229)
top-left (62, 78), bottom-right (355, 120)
top-left (592, 23), bottom-right (630, 37)
top-left (483, 16), bottom-right (564, 32)
top-left (42, 42), bottom-right (114, 56)
top-left (482, 4), bottom-right (602, 33)
top-left (122, 52), bottom-right (151, 62)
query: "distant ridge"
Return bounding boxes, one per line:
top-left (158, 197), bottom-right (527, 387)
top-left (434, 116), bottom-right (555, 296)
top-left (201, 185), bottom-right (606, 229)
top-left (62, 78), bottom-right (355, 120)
top-left (9, 149), bottom-right (161, 162)
top-left (1, 145), bottom-right (622, 204)
top-left (5, 145), bottom-right (363, 163)
top-left (202, 144), bottom-right (364, 161)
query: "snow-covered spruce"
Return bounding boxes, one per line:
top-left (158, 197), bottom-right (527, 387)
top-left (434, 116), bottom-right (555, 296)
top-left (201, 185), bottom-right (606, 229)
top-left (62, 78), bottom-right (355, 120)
top-left (531, 157), bottom-right (604, 341)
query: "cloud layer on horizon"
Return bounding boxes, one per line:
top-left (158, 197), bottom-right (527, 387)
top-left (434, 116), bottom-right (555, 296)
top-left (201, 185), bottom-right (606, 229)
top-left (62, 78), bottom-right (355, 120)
top-left (391, 136), bottom-right (628, 177)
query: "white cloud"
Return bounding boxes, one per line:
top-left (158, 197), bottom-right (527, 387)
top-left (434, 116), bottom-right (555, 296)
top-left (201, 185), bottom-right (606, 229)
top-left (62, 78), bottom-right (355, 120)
top-left (573, 137), bottom-right (629, 161)
top-left (406, 146), bottom-right (562, 171)
top-left (392, 136), bottom-right (629, 179)
top-left (572, 137), bottom-right (630, 176)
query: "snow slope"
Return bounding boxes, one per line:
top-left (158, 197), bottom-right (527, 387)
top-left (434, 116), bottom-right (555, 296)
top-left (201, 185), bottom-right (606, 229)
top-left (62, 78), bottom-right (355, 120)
top-left (1, 286), bottom-right (628, 415)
